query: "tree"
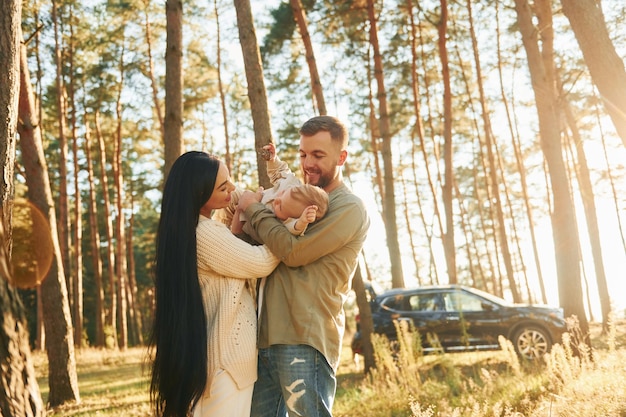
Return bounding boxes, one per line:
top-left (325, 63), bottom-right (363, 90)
top-left (560, 0), bottom-right (626, 148)
top-left (164, 0), bottom-right (184, 178)
top-left (234, 0), bottom-right (274, 188)
top-left (0, 1), bottom-right (45, 414)
top-left (18, 39), bottom-right (80, 407)
top-left (513, 0), bottom-right (589, 337)
top-left (436, 0), bottom-right (457, 284)
top-left (289, 0), bottom-right (327, 115)
top-left (366, 0), bottom-right (404, 288)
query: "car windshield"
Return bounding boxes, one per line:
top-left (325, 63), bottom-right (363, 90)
top-left (465, 287), bottom-right (514, 306)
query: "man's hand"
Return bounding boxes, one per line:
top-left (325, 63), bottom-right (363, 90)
top-left (238, 188), bottom-right (264, 211)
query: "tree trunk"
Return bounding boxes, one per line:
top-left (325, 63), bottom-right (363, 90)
top-left (234, 0), bottom-right (273, 189)
top-left (289, 0), bottom-right (326, 116)
top-left (67, 8), bottom-right (83, 347)
top-left (83, 114), bottom-right (105, 347)
top-left (213, 0), bottom-right (232, 173)
top-left (366, 0), bottom-right (404, 289)
top-left (407, 0), bottom-right (443, 284)
top-left (18, 40), bottom-right (80, 408)
top-left (51, 0), bottom-right (72, 305)
top-left (560, 0), bottom-right (626, 148)
top-left (560, 86), bottom-right (611, 330)
top-left (465, 0), bottom-right (519, 301)
top-left (164, 0), bottom-right (184, 178)
top-left (494, 0), bottom-right (547, 303)
top-left (143, 0), bottom-right (165, 143)
top-left (94, 109), bottom-right (117, 348)
top-left (351, 263), bottom-right (375, 374)
top-left (513, 0), bottom-right (589, 337)
top-left (436, 0), bottom-right (457, 284)
top-left (114, 54), bottom-right (128, 350)
top-left (0, 2), bottom-right (45, 414)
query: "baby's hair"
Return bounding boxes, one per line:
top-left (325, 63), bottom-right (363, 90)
top-left (290, 185), bottom-right (329, 219)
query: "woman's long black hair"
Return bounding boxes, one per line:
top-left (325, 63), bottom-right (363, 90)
top-left (150, 151), bottom-right (221, 416)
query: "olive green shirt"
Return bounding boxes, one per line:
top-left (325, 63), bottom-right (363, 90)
top-left (243, 183), bottom-right (370, 371)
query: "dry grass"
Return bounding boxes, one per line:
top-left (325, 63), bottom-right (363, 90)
top-left (33, 319), bottom-right (626, 417)
top-left (35, 347), bottom-right (151, 416)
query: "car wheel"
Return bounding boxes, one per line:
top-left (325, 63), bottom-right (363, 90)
top-left (513, 326), bottom-right (551, 360)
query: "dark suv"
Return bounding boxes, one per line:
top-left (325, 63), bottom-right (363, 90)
top-left (352, 284), bottom-right (566, 360)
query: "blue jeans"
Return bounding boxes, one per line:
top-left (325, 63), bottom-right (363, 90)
top-left (250, 345), bottom-right (337, 417)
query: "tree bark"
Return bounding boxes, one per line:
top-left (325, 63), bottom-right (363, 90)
top-left (436, 0), bottom-right (457, 284)
top-left (213, 0), bottom-right (232, 173)
top-left (0, 1), bottom-right (45, 414)
top-left (164, 0), bottom-right (184, 178)
top-left (366, 0), bottom-right (404, 288)
top-left (289, 0), bottom-right (327, 116)
top-left (18, 39), bottom-right (80, 408)
top-left (560, 0), bottom-right (626, 148)
top-left (83, 114), bottom-right (106, 347)
top-left (51, 0), bottom-right (72, 305)
top-left (94, 109), bottom-right (117, 348)
top-left (513, 0), bottom-right (589, 337)
top-left (234, 0), bottom-right (273, 189)
top-left (114, 53), bottom-right (128, 350)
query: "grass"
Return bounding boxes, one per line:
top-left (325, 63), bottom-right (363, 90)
top-left (34, 319), bottom-right (626, 416)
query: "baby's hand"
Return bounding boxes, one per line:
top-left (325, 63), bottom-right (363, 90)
top-left (259, 143), bottom-right (276, 162)
top-left (299, 205), bottom-right (319, 225)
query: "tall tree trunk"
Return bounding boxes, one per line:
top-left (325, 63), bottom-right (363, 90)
top-left (366, 0), bottom-right (404, 288)
top-left (67, 7), bottom-right (83, 347)
top-left (0, 3), bottom-right (45, 414)
top-left (289, 0), bottom-right (327, 116)
top-left (234, 0), bottom-right (273, 189)
top-left (560, 0), bottom-right (626, 148)
top-left (114, 52), bottom-right (128, 350)
top-left (51, 0), bottom-right (72, 304)
top-left (351, 263), bottom-right (375, 374)
top-left (164, 0), bottom-right (184, 178)
top-left (495, 0), bottom-right (546, 303)
top-left (214, 0), bottom-right (232, 172)
top-left (513, 0), bottom-right (589, 338)
top-left (594, 98), bottom-right (626, 259)
top-left (126, 192), bottom-right (143, 345)
top-left (465, 0), bottom-right (520, 301)
top-left (560, 86), bottom-right (611, 330)
top-left (94, 109), bottom-right (117, 348)
top-left (143, 0), bottom-right (164, 142)
top-left (84, 113), bottom-right (105, 347)
top-left (407, 0), bottom-right (443, 284)
top-left (18, 40), bottom-right (80, 407)
top-left (436, 0), bottom-right (457, 284)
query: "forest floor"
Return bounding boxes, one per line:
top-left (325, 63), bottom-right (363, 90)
top-left (33, 319), bottom-right (626, 416)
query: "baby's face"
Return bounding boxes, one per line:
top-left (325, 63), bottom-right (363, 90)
top-left (272, 189), bottom-right (308, 221)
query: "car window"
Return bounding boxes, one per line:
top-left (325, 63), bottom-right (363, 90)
top-left (443, 292), bottom-right (485, 312)
top-left (408, 294), bottom-right (444, 311)
top-left (381, 294), bottom-right (407, 311)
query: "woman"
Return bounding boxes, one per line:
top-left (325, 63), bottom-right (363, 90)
top-left (149, 151), bottom-right (279, 417)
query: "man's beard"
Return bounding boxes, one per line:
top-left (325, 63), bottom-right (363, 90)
top-left (305, 169), bottom-right (333, 189)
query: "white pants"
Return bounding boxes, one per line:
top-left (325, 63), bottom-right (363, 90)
top-left (193, 369), bottom-right (253, 417)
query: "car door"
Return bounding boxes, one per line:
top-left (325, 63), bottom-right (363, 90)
top-left (439, 289), bottom-right (503, 350)
top-left (386, 290), bottom-right (449, 351)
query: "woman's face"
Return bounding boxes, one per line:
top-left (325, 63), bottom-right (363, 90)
top-left (199, 162), bottom-right (235, 217)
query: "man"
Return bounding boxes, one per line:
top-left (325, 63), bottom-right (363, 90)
top-left (238, 115), bottom-right (370, 417)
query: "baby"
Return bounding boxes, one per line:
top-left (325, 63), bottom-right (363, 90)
top-left (214, 143), bottom-right (328, 238)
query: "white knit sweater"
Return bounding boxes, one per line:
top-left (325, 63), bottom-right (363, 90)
top-left (196, 215), bottom-right (279, 392)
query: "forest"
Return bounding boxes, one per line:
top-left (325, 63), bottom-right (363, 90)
top-left (1, 0), bottom-right (626, 414)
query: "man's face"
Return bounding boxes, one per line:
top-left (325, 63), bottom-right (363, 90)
top-left (299, 131), bottom-right (343, 190)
